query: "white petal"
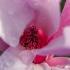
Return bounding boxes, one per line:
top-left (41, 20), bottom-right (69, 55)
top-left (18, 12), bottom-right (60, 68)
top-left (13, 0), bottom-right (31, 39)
top-left (0, 0), bottom-right (34, 47)
top-left (42, 63), bottom-right (51, 70)
top-left (27, 64), bottom-right (44, 70)
top-left (18, 50), bottom-right (35, 64)
top-left (0, 50), bottom-right (27, 70)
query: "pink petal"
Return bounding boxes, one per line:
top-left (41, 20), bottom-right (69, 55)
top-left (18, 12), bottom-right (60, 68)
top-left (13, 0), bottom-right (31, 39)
top-left (36, 0), bottom-right (70, 56)
top-left (27, 0), bottom-right (60, 36)
top-left (61, 0), bottom-right (70, 27)
top-left (32, 54), bottom-right (70, 67)
top-left (45, 57), bottom-right (70, 66)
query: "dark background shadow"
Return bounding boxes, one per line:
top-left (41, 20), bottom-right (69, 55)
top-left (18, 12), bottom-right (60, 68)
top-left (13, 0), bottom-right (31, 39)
top-left (60, 0), bottom-right (66, 12)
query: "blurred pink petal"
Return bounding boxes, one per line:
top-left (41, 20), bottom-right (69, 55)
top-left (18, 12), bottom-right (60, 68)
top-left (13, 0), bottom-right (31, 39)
top-left (45, 56), bottom-right (70, 66)
top-left (61, 0), bottom-right (70, 27)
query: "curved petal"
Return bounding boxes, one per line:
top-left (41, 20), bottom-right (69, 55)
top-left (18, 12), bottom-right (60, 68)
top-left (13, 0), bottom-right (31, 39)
top-left (0, 0), bottom-right (60, 47)
top-left (0, 0), bottom-right (34, 47)
top-left (27, 0), bottom-right (60, 36)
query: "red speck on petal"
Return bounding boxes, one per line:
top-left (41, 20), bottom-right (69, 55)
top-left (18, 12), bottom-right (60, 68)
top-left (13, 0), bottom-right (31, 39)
top-left (33, 55), bottom-right (46, 64)
top-left (19, 24), bottom-right (48, 50)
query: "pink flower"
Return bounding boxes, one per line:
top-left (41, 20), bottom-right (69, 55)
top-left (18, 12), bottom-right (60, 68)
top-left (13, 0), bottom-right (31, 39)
top-left (0, 0), bottom-right (70, 69)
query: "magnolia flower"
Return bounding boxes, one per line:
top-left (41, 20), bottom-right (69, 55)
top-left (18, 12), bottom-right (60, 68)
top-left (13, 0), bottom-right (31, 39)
top-left (0, 0), bottom-right (70, 70)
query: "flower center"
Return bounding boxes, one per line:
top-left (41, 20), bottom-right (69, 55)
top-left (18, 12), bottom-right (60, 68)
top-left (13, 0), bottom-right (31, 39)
top-left (19, 25), bottom-right (47, 50)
